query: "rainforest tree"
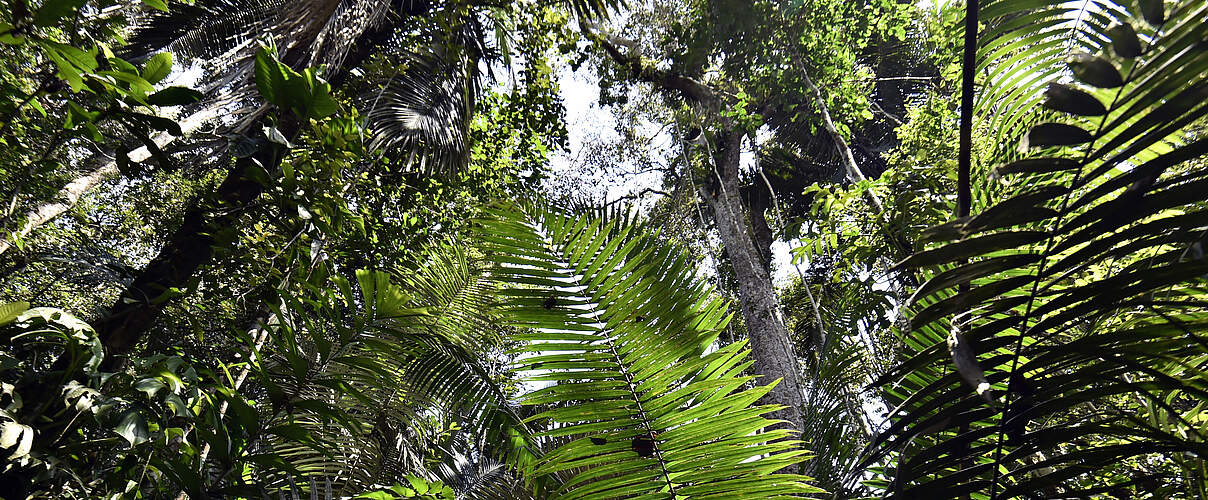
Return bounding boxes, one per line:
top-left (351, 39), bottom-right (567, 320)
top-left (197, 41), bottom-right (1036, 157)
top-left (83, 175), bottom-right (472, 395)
top-left (2, 0), bottom-right (1207, 498)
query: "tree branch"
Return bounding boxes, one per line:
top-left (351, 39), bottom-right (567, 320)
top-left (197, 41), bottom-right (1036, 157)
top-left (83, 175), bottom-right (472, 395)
top-left (580, 21), bottom-right (718, 111)
top-left (603, 187), bottom-right (671, 208)
top-left (785, 47), bottom-right (884, 213)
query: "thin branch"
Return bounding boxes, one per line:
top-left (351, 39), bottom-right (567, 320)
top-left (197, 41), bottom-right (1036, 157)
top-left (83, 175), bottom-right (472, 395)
top-left (782, 43), bottom-right (884, 212)
top-left (603, 187), bottom-right (671, 208)
top-left (871, 101), bottom-right (904, 128)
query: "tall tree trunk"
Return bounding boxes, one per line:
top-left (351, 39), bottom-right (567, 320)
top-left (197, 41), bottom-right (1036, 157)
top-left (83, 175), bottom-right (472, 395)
top-left (93, 113), bottom-right (299, 369)
top-left (0, 107), bottom-right (221, 257)
top-left (702, 131), bottom-right (805, 454)
top-left (584, 26), bottom-right (807, 460)
top-left (88, 12), bottom-right (405, 366)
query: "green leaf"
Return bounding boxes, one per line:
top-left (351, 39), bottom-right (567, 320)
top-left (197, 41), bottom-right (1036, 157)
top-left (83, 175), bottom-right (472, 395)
top-left (98, 70), bottom-right (156, 98)
top-left (1067, 53), bottom-right (1124, 89)
top-left (39, 41), bottom-right (96, 92)
top-left (254, 47), bottom-right (282, 105)
top-left (1042, 84), bottom-right (1106, 116)
top-left (141, 0), bottom-right (170, 12)
top-left (146, 86), bottom-right (203, 106)
top-left (0, 302), bottom-right (30, 327)
top-left (253, 46), bottom-right (305, 113)
top-left (1020, 123), bottom-right (1093, 149)
top-left (125, 111), bottom-right (183, 136)
top-left (65, 101), bottom-right (99, 129)
top-left (405, 475), bottom-right (429, 494)
top-left (311, 88), bottom-right (339, 119)
top-left (134, 131), bottom-right (172, 170)
top-left (0, 20), bottom-right (20, 45)
top-left (281, 72), bottom-right (313, 116)
top-left (47, 42), bottom-right (97, 72)
top-left (34, 0), bottom-right (88, 27)
top-left (143, 52), bottom-right (173, 84)
top-left (114, 410), bottom-right (150, 446)
top-left (1105, 22), bottom-right (1142, 58)
top-left (134, 378), bottom-right (166, 398)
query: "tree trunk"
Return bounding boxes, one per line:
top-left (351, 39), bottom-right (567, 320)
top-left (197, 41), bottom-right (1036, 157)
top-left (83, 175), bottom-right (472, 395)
top-left (0, 107), bottom-right (221, 257)
top-left (702, 131), bottom-right (805, 452)
top-left (580, 31), bottom-right (808, 449)
top-left (93, 113), bottom-right (299, 369)
top-left (84, 12), bottom-right (410, 366)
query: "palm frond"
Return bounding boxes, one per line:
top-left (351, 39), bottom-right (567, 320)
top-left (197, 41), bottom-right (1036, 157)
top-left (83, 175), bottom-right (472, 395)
top-left (123, 0), bottom-right (287, 62)
top-left (443, 457), bottom-right (534, 500)
top-left (121, 0), bottom-right (415, 128)
top-left (869, 0), bottom-right (1208, 497)
top-left (244, 244), bottom-right (527, 496)
top-left (125, 0), bottom-right (389, 66)
top-left (474, 201), bottom-right (823, 499)
top-left (362, 47), bottom-right (477, 173)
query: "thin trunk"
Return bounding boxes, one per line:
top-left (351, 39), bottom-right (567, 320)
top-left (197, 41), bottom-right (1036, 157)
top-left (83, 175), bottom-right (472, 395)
top-left (0, 107), bottom-right (221, 257)
top-left (956, 3), bottom-right (979, 498)
top-left (786, 48), bottom-right (884, 213)
top-left (86, 11), bottom-right (408, 366)
top-left (702, 131), bottom-right (805, 455)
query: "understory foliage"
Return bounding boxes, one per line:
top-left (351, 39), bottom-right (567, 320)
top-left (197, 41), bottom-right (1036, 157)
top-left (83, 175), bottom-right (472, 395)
top-left (0, 252), bottom-right (523, 497)
top-left (1, 206), bottom-right (818, 497)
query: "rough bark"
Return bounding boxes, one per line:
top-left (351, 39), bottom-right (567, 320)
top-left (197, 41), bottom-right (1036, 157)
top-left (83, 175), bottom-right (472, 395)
top-left (701, 131), bottom-right (804, 439)
top-left (88, 10), bottom-right (405, 366)
top-left (742, 182), bottom-right (774, 270)
top-left (94, 113), bottom-right (299, 369)
top-left (0, 107), bottom-right (221, 257)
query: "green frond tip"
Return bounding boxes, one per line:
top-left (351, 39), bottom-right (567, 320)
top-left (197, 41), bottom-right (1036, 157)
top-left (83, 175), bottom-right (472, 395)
top-left (476, 201), bottom-right (822, 498)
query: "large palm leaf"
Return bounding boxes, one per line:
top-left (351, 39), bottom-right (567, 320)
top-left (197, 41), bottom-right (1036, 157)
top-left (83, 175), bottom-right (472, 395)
top-left (474, 201), bottom-right (823, 498)
top-left (361, 42), bottom-right (481, 173)
top-left (867, 0), bottom-right (1208, 497)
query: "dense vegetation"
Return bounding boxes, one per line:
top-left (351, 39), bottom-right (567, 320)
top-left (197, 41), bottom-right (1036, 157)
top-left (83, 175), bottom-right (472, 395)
top-left (1, 0), bottom-right (1205, 497)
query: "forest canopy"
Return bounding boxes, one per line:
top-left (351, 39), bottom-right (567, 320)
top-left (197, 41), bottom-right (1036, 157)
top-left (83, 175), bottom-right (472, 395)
top-left (1, 0), bottom-right (1207, 498)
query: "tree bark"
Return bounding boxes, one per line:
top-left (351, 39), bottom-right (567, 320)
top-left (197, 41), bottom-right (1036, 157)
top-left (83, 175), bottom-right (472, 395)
top-left (701, 131), bottom-right (804, 441)
top-left (88, 10), bottom-right (406, 366)
top-left (0, 107), bottom-right (221, 258)
top-left (94, 113), bottom-right (299, 369)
